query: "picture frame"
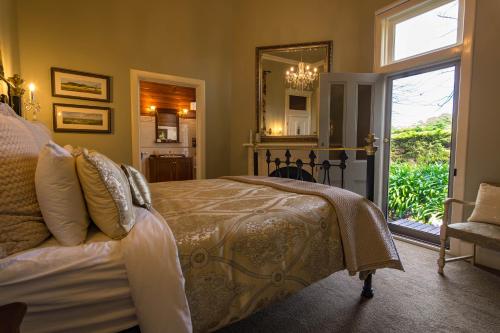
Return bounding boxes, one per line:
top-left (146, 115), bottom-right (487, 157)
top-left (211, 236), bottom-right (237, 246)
top-left (51, 67), bottom-right (112, 102)
top-left (53, 103), bottom-right (112, 133)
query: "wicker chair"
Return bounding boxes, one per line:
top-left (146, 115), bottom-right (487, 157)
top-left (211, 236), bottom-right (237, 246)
top-left (438, 198), bottom-right (500, 274)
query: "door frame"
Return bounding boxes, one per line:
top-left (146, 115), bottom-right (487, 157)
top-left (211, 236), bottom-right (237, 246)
top-left (129, 69), bottom-right (206, 179)
top-left (382, 60), bottom-right (461, 221)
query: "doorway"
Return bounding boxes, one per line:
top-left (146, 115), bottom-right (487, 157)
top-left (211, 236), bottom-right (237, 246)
top-left (130, 69), bottom-right (206, 180)
top-left (383, 62), bottom-right (460, 244)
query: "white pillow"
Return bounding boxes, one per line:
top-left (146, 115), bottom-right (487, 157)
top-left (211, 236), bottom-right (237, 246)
top-left (468, 183), bottom-right (500, 226)
top-left (35, 141), bottom-right (90, 245)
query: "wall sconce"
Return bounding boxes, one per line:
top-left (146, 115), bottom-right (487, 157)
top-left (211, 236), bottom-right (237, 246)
top-left (24, 82), bottom-right (41, 120)
top-left (149, 105), bottom-right (156, 115)
top-left (179, 108), bottom-right (189, 117)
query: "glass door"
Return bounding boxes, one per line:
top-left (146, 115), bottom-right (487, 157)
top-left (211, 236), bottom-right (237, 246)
top-left (383, 62), bottom-right (460, 244)
top-left (319, 73), bottom-right (385, 201)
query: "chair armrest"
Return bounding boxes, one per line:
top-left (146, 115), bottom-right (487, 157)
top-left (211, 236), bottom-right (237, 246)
top-left (443, 198), bottom-right (476, 226)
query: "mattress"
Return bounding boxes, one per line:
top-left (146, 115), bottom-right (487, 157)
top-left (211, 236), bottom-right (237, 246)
top-left (150, 179), bottom-right (345, 332)
top-left (0, 207), bottom-right (192, 333)
top-left (0, 226), bottom-right (137, 333)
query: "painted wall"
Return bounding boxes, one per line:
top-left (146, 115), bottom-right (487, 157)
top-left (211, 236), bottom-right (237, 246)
top-left (15, 0), bottom-right (393, 177)
top-left (462, 0), bottom-right (500, 269)
top-left (16, 0), bottom-right (232, 178)
top-left (228, 0), bottom-right (393, 174)
top-left (0, 0), bottom-right (20, 85)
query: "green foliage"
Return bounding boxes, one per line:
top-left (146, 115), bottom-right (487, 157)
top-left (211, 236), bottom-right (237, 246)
top-left (391, 114), bottom-right (451, 164)
top-left (388, 163), bottom-right (449, 223)
top-left (388, 114), bottom-right (452, 224)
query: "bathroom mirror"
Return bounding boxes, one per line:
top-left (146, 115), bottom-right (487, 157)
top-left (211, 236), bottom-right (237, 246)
top-left (155, 108), bottom-right (179, 143)
top-left (256, 41), bottom-right (332, 142)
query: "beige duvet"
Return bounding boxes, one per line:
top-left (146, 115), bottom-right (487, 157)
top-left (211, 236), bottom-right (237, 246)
top-left (151, 177), bottom-right (402, 332)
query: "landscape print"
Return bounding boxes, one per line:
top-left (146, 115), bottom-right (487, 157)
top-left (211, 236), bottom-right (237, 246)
top-left (60, 78), bottom-right (102, 95)
top-left (53, 104), bottom-right (111, 133)
top-left (61, 111), bottom-right (103, 126)
top-left (52, 67), bottom-right (111, 102)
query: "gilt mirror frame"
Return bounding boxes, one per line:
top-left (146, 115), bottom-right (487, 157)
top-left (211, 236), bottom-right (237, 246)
top-left (256, 40), bottom-right (333, 143)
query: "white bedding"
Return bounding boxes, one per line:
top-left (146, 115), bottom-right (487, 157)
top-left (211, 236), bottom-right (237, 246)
top-left (0, 207), bottom-right (192, 333)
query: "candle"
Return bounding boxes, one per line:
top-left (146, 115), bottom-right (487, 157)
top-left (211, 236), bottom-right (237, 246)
top-left (28, 83), bottom-right (36, 103)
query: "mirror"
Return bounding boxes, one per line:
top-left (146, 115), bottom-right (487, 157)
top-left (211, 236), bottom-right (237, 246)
top-left (256, 41), bottom-right (332, 142)
top-left (155, 108), bottom-right (179, 143)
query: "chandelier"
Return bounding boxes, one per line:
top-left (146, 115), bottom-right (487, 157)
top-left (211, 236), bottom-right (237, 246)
top-left (285, 62), bottom-right (318, 90)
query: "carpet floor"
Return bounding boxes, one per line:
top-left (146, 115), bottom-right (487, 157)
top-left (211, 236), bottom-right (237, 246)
top-left (218, 240), bottom-right (500, 333)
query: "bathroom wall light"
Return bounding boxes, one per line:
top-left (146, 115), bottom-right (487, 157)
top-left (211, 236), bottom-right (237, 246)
top-left (149, 105), bottom-right (156, 115)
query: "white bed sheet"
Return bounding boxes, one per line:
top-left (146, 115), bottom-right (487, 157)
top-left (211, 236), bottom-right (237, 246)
top-left (0, 207), bottom-right (192, 333)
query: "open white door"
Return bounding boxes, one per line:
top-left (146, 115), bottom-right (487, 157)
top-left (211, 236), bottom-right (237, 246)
top-left (319, 72), bottom-right (385, 206)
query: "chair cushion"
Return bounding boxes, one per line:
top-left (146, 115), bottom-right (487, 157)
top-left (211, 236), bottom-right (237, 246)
top-left (468, 183), bottom-right (500, 226)
top-left (447, 222), bottom-right (500, 252)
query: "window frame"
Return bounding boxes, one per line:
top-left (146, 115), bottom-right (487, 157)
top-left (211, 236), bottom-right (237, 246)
top-left (375, 0), bottom-right (465, 73)
top-left (374, 0), bottom-right (477, 224)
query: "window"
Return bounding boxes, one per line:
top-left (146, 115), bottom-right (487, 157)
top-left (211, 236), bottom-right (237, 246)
top-left (377, 0), bottom-right (464, 67)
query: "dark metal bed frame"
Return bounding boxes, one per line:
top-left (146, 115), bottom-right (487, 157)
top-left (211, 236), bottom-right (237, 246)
top-left (0, 66), bottom-right (24, 116)
top-left (252, 133), bottom-right (378, 298)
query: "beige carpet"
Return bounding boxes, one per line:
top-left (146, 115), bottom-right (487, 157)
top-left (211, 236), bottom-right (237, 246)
top-left (218, 240), bottom-right (500, 333)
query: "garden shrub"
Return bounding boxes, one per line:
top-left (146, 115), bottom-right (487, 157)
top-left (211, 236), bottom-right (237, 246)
top-left (388, 114), bottom-right (452, 224)
top-left (388, 163), bottom-right (449, 224)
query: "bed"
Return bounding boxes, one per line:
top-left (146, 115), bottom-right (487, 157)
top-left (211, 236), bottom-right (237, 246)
top-left (0, 101), bottom-right (402, 333)
top-left (150, 175), bottom-right (402, 332)
top-left (0, 207), bottom-right (192, 333)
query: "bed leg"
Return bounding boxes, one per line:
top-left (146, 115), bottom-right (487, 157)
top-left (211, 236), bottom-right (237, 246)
top-left (361, 273), bottom-right (374, 298)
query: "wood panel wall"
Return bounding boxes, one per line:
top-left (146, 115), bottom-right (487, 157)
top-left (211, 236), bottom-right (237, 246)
top-left (140, 81), bottom-right (196, 118)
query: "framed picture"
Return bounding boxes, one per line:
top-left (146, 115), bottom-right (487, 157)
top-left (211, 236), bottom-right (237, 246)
top-left (53, 103), bottom-right (111, 133)
top-left (51, 67), bottom-right (111, 102)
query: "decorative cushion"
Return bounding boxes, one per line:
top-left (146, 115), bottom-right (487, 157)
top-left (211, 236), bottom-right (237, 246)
top-left (0, 103), bottom-right (51, 259)
top-left (447, 222), bottom-right (500, 252)
top-left (35, 141), bottom-right (90, 245)
top-left (468, 183), bottom-right (500, 226)
top-left (76, 149), bottom-right (135, 239)
top-left (121, 164), bottom-right (152, 210)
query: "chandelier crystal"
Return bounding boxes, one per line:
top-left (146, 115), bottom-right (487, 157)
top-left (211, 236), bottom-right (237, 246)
top-left (285, 62), bottom-right (318, 90)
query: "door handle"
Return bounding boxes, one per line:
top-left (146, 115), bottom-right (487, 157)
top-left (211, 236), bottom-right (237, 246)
top-left (383, 138), bottom-right (390, 143)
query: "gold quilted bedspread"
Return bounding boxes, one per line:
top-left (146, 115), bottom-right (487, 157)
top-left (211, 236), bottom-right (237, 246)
top-left (150, 179), bottom-right (344, 332)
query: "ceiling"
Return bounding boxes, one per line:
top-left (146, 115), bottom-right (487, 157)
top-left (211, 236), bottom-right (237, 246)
top-left (140, 81), bottom-right (196, 118)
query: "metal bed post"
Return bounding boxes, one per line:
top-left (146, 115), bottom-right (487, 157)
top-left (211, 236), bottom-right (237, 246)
top-left (361, 133), bottom-right (378, 298)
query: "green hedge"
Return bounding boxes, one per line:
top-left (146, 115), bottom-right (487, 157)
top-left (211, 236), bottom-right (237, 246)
top-left (388, 162), bottom-right (449, 223)
top-left (391, 114), bottom-right (451, 164)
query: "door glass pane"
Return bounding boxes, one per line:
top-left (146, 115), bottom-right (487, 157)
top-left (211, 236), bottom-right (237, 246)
top-left (329, 83), bottom-right (344, 160)
top-left (388, 65), bottom-right (456, 230)
top-left (393, 0), bottom-right (459, 61)
top-left (356, 84), bottom-right (372, 160)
